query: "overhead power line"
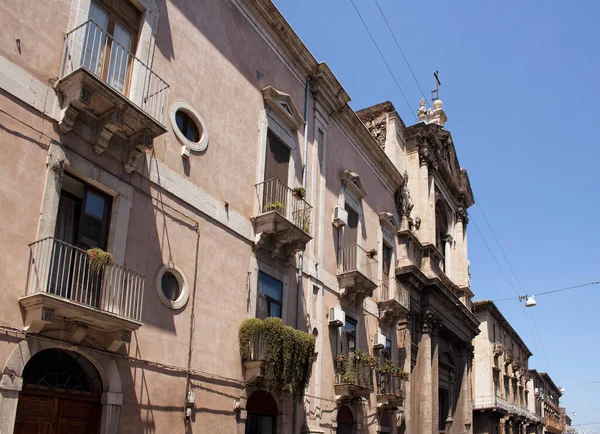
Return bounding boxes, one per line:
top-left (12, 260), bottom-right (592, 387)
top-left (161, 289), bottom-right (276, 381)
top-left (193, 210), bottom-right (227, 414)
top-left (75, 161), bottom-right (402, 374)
top-left (493, 281), bottom-right (600, 302)
top-left (372, 0), bottom-right (429, 104)
top-left (564, 379), bottom-right (600, 388)
top-left (348, 0), bottom-right (418, 121)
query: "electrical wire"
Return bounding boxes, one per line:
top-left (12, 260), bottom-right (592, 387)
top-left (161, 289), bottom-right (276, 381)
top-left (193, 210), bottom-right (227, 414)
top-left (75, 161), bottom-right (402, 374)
top-left (564, 379), bottom-right (600, 388)
top-left (493, 281), bottom-right (600, 302)
top-left (348, 0), bottom-right (418, 122)
top-left (372, 0), bottom-right (429, 104)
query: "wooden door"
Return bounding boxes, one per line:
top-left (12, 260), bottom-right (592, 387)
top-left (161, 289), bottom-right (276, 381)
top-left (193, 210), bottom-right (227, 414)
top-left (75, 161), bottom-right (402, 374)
top-left (14, 392), bottom-right (101, 434)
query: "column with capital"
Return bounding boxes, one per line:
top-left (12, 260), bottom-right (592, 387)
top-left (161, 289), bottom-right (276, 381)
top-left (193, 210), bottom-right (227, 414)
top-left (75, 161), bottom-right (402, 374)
top-left (418, 311), bottom-right (434, 434)
top-left (454, 208), bottom-right (468, 287)
top-left (456, 343), bottom-right (474, 434)
top-left (419, 146), bottom-right (434, 244)
top-left (442, 234), bottom-right (453, 278)
top-left (431, 319), bottom-right (439, 434)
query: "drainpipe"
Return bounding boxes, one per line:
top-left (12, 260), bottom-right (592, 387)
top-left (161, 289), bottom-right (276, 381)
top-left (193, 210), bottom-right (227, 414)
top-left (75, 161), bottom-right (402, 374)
top-left (294, 76), bottom-right (310, 434)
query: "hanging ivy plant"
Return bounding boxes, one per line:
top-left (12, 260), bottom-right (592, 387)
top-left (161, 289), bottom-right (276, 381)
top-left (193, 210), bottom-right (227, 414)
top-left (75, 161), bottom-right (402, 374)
top-left (86, 248), bottom-right (114, 274)
top-left (239, 317), bottom-right (316, 401)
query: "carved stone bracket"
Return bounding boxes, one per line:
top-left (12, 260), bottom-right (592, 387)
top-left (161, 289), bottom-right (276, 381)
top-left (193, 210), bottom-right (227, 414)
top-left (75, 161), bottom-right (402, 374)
top-left (94, 110), bottom-right (125, 154)
top-left (58, 106), bottom-right (80, 134)
top-left (124, 133), bottom-right (153, 173)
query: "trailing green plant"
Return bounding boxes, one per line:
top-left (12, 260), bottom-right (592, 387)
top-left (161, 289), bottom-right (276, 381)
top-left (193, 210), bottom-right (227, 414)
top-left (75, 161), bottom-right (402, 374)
top-left (238, 317), bottom-right (315, 402)
top-left (86, 248), bottom-right (114, 274)
top-left (339, 357), bottom-right (356, 384)
top-left (265, 201), bottom-right (284, 211)
top-left (239, 318), bottom-right (264, 360)
top-left (292, 187), bottom-right (306, 199)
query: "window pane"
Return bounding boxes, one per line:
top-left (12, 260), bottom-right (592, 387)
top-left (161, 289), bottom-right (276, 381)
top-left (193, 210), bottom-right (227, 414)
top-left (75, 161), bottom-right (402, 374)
top-left (258, 272), bottom-right (282, 303)
top-left (268, 302), bottom-right (281, 319)
top-left (107, 22), bottom-right (132, 93)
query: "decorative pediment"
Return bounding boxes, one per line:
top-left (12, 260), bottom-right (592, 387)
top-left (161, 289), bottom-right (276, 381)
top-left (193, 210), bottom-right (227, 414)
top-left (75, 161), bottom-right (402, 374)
top-left (379, 212), bottom-right (399, 233)
top-left (340, 170), bottom-right (368, 199)
top-left (262, 86), bottom-right (305, 130)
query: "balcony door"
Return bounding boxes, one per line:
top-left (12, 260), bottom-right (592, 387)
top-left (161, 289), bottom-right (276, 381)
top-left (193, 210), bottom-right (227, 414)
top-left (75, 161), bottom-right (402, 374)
top-left (261, 131), bottom-right (291, 216)
top-left (341, 204), bottom-right (359, 271)
top-left (83, 0), bottom-right (140, 94)
top-left (55, 174), bottom-right (111, 251)
top-left (51, 174), bottom-right (112, 306)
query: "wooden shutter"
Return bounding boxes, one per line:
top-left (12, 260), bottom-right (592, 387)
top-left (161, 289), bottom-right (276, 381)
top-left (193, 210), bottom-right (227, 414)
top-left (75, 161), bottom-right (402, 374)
top-left (264, 131), bottom-right (290, 184)
top-left (344, 204), bottom-right (359, 247)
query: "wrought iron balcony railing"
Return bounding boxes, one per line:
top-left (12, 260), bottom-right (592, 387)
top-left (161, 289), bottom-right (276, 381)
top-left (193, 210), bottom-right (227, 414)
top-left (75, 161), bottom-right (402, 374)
top-left (335, 358), bottom-right (374, 391)
top-left (255, 178), bottom-right (312, 235)
top-left (60, 20), bottom-right (169, 125)
top-left (26, 237), bottom-right (144, 322)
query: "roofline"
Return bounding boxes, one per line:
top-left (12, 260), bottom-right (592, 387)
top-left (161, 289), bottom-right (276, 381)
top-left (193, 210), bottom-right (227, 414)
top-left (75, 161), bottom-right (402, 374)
top-left (472, 300), bottom-right (533, 357)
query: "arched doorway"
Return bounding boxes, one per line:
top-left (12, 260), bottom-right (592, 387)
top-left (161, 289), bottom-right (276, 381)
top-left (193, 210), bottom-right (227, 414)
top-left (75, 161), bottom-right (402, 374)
top-left (14, 349), bottom-right (102, 434)
top-left (336, 405), bottom-right (354, 434)
top-left (245, 390), bottom-right (278, 434)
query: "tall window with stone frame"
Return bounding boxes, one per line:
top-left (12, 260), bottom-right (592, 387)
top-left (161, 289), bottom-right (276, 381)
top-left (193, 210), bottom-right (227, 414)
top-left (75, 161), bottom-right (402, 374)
top-left (435, 199), bottom-right (449, 272)
top-left (256, 272), bottom-right (283, 319)
top-left (85, 0), bottom-right (141, 94)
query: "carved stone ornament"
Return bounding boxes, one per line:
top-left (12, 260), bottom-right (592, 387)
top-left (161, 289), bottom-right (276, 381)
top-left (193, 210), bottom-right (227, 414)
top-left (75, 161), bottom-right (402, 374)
top-left (421, 311), bottom-right (436, 334)
top-left (417, 99), bottom-right (448, 128)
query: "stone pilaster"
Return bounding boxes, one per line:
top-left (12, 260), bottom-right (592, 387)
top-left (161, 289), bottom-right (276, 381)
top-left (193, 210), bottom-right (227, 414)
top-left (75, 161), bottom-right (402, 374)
top-left (431, 320), bottom-right (440, 434)
top-left (100, 392), bottom-right (123, 434)
top-left (418, 311), bottom-right (434, 434)
top-left (0, 373), bottom-right (23, 434)
top-left (419, 148), bottom-right (433, 244)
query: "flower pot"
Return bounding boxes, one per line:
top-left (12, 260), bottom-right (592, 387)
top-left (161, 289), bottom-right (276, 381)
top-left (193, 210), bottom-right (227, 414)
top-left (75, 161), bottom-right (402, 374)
top-left (292, 191), bottom-right (302, 200)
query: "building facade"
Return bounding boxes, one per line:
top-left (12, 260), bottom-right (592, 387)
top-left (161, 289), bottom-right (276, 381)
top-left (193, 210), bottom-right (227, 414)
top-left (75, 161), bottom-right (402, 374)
top-left (528, 371), bottom-right (564, 434)
top-left (472, 301), bottom-right (540, 434)
top-left (0, 0), bottom-right (478, 433)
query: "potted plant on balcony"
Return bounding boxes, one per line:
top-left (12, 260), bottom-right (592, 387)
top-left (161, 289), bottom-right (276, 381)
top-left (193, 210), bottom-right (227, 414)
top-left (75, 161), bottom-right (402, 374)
top-left (292, 187), bottom-right (306, 200)
top-left (336, 353), bottom-right (347, 363)
top-left (367, 248), bottom-right (378, 259)
top-left (265, 201), bottom-right (284, 212)
top-left (87, 247), bottom-right (114, 274)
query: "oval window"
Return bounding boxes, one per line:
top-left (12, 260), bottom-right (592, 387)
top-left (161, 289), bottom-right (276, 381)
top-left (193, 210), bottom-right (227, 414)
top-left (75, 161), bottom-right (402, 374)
top-left (161, 271), bottom-right (180, 301)
top-left (155, 264), bottom-right (189, 309)
top-left (169, 101), bottom-right (209, 152)
top-left (175, 110), bottom-right (200, 143)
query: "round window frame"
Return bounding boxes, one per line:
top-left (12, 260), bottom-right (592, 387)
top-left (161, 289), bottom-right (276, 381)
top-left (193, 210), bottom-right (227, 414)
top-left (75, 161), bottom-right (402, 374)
top-left (155, 263), bottom-right (189, 309)
top-left (169, 100), bottom-right (209, 152)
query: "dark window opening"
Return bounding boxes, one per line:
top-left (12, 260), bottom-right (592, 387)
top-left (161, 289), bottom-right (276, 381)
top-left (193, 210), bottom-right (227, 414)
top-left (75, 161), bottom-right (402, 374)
top-left (257, 272), bottom-right (283, 319)
top-left (175, 110), bottom-right (200, 142)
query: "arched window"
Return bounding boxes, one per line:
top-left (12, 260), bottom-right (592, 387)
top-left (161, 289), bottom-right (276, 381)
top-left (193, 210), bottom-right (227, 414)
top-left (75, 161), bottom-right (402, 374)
top-left (246, 390), bottom-right (278, 434)
top-left (336, 405), bottom-right (354, 434)
top-left (21, 349), bottom-right (102, 395)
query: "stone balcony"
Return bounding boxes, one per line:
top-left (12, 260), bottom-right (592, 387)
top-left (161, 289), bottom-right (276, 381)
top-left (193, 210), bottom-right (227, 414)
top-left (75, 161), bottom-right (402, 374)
top-left (472, 395), bottom-right (511, 414)
top-left (337, 245), bottom-right (378, 306)
top-left (20, 237), bottom-right (144, 351)
top-left (377, 278), bottom-right (410, 324)
top-left (376, 371), bottom-right (405, 408)
top-left (253, 178), bottom-right (312, 260)
top-left (56, 20), bottom-right (169, 172)
top-left (334, 358), bottom-right (374, 400)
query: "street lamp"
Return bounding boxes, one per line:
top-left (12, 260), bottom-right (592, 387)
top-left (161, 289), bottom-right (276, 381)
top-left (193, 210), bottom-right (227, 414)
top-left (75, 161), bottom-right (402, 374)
top-left (518, 295), bottom-right (537, 307)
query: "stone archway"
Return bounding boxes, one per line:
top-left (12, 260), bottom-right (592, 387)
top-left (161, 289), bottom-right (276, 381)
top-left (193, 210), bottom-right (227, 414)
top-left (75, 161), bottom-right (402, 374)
top-left (0, 339), bottom-right (123, 434)
top-left (14, 348), bottom-right (102, 433)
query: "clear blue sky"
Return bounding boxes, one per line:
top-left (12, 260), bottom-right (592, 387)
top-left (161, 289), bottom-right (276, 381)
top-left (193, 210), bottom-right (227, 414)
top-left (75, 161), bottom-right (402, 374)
top-left (273, 0), bottom-right (600, 428)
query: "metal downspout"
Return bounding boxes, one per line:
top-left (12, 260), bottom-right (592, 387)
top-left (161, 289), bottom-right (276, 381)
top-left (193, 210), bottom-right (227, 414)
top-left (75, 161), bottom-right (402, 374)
top-left (294, 75), bottom-right (311, 434)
